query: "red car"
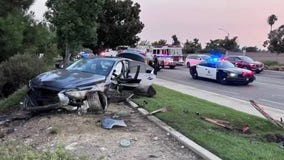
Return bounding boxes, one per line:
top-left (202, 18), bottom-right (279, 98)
top-left (226, 56), bottom-right (264, 73)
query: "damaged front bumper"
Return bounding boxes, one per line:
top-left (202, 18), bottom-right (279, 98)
top-left (24, 86), bottom-right (108, 113)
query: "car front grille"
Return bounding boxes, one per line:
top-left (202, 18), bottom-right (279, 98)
top-left (28, 87), bottom-right (60, 106)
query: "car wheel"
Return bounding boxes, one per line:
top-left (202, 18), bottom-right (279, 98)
top-left (190, 68), bottom-right (198, 79)
top-left (170, 66), bottom-right (175, 69)
top-left (160, 61), bottom-right (165, 68)
top-left (219, 77), bottom-right (227, 85)
top-left (146, 85), bottom-right (156, 97)
top-left (217, 73), bottom-right (227, 85)
top-left (187, 62), bottom-right (191, 68)
top-left (87, 92), bottom-right (108, 112)
top-left (23, 96), bottom-right (31, 111)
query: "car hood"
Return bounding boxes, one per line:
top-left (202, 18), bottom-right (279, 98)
top-left (252, 61), bottom-right (263, 65)
top-left (30, 69), bottom-right (106, 89)
top-left (221, 67), bottom-right (253, 74)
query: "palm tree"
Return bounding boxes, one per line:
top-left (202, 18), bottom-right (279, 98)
top-left (268, 14), bottom-right (278, 31)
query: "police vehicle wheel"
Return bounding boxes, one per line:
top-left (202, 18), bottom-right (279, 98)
top-left (190, 68), bottom-right (198, 79)
top-left (218, 76), bottom-right (227, 85)
top-left (191, 72), bottom-right (198, 79)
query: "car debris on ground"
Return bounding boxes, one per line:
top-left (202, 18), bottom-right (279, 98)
top-left (101, 117), bottom-right (127, 129)
top-left (148, 106), bottom-right (172, 115)
top-left (250, 100), bottom-right (284, 128)
top-left (200, 116), bottom-right (250, 134)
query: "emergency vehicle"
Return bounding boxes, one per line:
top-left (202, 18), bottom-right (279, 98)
top-left (151, 45), bottom-right (184, 69)
top-left (189, 56), bottom-right (255, 85)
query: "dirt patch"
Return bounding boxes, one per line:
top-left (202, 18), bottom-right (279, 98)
top-left (1, 102), bottom-right (202, 160)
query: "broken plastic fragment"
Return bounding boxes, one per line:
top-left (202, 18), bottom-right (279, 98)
top-left (120, 139), bottom-right (131, 147)
top-left (102, 117), bottom-right (127, 129)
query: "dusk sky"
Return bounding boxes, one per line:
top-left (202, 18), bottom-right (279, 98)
top-left (30, 0), bottom-right (284, 49)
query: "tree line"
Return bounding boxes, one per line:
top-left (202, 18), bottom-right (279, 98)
top-left (1, 1), bottom-right (283, 63)
top-left (0, 0), bottom-right (144, 63)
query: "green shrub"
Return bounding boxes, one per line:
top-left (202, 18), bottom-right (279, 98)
top-left (0, 53), bottom-right (48, 98)
top-left (0, 141), bottom-right (86, 160)
top-left (0, 86), bottom-right (27, 113)
top-left (262, 60), bottom-right (278, 66)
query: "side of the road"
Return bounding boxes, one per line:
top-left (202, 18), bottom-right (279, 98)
top-left (154, 78), bottom-right (284, 121)
top-left (126, 99), bottom-right (222, 160)
top-left (126, 78), bottom-right (284, 160)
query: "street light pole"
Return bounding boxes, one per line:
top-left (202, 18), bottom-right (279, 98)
top-left (218, 28), bottom-right (230, 39)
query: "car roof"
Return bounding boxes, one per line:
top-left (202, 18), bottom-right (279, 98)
top-left (226, 55), bottom-right (246, 58)
top-left (83, 56), bottom-right (130, 62)
top-left (187, 54), bottom-right (209, 57)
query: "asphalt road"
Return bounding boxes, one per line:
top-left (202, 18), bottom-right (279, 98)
top-left (156, 66), bottom-right (284, 111)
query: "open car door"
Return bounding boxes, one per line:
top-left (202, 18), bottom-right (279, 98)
top-left (111, 60), bottom-right (156, 97)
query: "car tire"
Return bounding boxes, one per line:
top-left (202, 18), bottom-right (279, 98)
top-left (23, 95), bottom-right (31, 111)
top-left (146, 85), bottom-right (156, 97)
top-left (87, 92), bottom-right (108, 112)
top-left (170, 66), bottom-right (175, 69)
top-left (217, 73), bottom-right (227, 85)
top-left (160, 61), bottom-right (165, 69)
top-left (190, 68), bottom-right (198, 79)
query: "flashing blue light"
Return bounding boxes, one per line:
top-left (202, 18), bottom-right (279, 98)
top-left (207, 50), bottom-right (225, 63)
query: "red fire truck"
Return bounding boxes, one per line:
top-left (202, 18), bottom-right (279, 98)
top-left (152, 45), bottom-right (184, 69)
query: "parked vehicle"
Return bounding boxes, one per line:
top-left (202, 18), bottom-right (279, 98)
top-left (24, 57), bottom-right (156, 113)
top-left (184, 54), bottom-right (210, 68)
top-left (116, 49), bottom-right (146, 63)
top-left (189, 58), bottom-right (255, 85)
top-left (226, 55), bottom-right (264, 73)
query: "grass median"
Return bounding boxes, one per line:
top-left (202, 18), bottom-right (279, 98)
top-left (132, 85), bottom-right (284, 160)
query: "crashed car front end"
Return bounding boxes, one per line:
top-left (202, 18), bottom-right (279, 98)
top-left (24, 80), bottom-right (108, 113)
top-left (24, 57), bottom-right (157, 113)
top-left (24, 70), bottom-right (108, 112)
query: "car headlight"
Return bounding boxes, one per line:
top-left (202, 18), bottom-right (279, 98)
top-left (65, 89), bottom-right (89, 98)
top-left (228, 73), bottom-right (237, 77)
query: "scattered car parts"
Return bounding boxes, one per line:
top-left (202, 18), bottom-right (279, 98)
top-left (250, 100), bottom-right (284, 128)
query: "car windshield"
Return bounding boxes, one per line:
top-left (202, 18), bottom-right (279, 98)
top-left (241, 56), bottom-right (254, 63)
top-left (201, 55), bottom-right (210, 60)
top-left (216, 61), bottom-right (235, 68)
top-left (66, 58), bottom-right (115, 76)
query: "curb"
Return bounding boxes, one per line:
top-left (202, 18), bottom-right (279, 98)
top-left (126, 98), bottom-right (222, 160)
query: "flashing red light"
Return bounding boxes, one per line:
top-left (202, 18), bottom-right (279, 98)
top-left (220, 58), bottom-right (226, 62)
top-left (100, 52), bottom-right (105, 56)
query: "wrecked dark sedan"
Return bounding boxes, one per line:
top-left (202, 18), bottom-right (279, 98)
top-left (24, 57), bottom-right (156, 113)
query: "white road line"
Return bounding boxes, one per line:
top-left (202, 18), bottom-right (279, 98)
top-left (261, 99), bottom-right (284, 106)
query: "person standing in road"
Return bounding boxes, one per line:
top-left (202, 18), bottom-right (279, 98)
top-left (153, 55), bottom-right (159, 75)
